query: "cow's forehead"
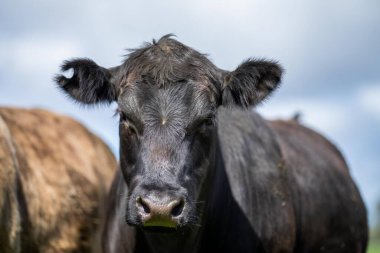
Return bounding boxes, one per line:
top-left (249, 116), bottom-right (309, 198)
top-left (118, 82), bottom-right (216, 124)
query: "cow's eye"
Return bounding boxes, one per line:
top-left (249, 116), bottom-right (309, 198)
top-left (122, 121), bottom-right (138, 135)
top-left (198, 118), bottom-right (213, 129)
top-left (119, 113), bottom-right (139, 135)
top-left (187, 117), bottom-right (214, 135)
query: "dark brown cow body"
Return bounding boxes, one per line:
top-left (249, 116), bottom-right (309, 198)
top-left (0, 107), bottom-right (117, 253)
top-left (101, 108), bottom-right (367, 253)
top-left (268, 119), bottom-right (367, 252)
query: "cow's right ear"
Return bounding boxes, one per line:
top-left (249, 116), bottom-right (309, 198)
top-left (55, 58), bottom-right (119, 105)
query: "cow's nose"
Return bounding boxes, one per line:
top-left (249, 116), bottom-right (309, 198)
top-left (136, 196), bottom-right (185, 227)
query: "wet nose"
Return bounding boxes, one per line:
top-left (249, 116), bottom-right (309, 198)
top-left (136, 195), bottom-right (185, 227)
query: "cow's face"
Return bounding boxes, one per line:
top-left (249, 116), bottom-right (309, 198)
top-left (56, 35), bottom-right (282, 230)
top-left (117, 77), bottom-right (219, 229)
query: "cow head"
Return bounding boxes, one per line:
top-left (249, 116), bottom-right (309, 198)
top-left (56, 35), bottom-right (282, 231)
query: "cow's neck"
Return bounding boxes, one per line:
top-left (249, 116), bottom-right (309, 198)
top-left (138, 226), bottom-right (203, 253)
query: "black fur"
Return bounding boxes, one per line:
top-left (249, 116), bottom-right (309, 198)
top-left (222, 59), bottom-right (283, 108)
top-left (55, 58), bottom-right (117, 104)
top-left (119, 35), bottom-right (221, 100)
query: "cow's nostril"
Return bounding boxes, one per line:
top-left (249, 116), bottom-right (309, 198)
top-left (171, 199), bottom-right (184, 217)
top-left (137, 197), bottom-right (151, 214)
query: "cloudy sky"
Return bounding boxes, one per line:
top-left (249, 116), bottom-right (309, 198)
top-left (1, 0), bottom-right (379, 226)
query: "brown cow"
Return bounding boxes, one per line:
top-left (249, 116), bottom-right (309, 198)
top-left (0, 107), bottom-right (116, 253)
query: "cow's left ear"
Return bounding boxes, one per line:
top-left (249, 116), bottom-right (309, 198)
top-left (221, 59), bottom-right (283, 108)
top-left (55, 58), bottom-right (119, 105)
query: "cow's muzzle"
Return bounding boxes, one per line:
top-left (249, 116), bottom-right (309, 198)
top-left (136, 194), bottom-right (185, 228)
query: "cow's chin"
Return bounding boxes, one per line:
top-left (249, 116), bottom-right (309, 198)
top-left (126, 214), bottom-right (196, 234)
top-left (140, 226), bottom-right (179, 234)
top-left (126, 220), bottom-right (190, 234)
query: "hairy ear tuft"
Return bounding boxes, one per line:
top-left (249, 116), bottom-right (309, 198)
top-left (222, 59), bottom-right (283, 108)
top-left (55, 58), bottom-right (117, 104)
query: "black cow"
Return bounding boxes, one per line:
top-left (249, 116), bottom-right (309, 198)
top-left (56, 35), bottom-right (368, 253)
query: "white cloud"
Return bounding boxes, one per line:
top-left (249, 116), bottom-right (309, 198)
top-left (357, 84), bottom-right (380, 123)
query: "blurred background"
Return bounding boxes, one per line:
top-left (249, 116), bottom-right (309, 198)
top-left (1, 0), bottom-right (379, 250)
